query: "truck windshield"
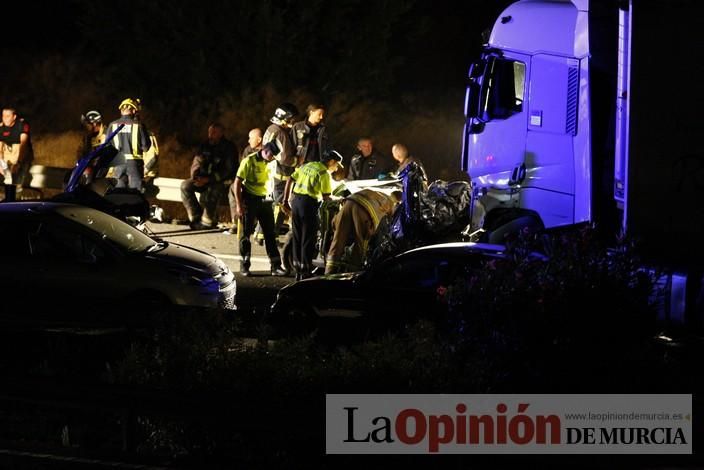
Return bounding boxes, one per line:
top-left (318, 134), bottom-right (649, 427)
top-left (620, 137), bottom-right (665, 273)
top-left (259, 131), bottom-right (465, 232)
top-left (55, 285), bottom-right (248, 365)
top-left (466, 55), bottom-right (525, 122)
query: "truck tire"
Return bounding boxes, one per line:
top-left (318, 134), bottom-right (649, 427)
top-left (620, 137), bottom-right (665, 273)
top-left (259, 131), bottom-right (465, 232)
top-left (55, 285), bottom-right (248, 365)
top-left (481, 208), bottom-right (544, 244)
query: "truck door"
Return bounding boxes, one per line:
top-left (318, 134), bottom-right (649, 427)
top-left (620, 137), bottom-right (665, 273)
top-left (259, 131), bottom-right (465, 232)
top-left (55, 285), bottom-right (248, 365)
top-left (521, 54), bottom-right (582, 228)
top-left (463, 53), bottom-right (529, 189)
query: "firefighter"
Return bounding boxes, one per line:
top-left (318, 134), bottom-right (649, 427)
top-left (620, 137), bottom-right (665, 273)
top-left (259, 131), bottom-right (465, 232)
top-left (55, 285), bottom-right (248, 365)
top-left (181, 122), bottom-right (237, 229)
top-left (77, 110), bottom-right (106, 159)
top-left (233, 141), bottom-right (287, 277)
top-left (325, 188), bottom-right (401, 274)
top-left (282, 151), bottom-right (341, 281)
top-left (263, 103), bottom-right (299, 237)
top-left (72, 110), bottom-right (107, 186)
top-left (106, 98), bottom-right (151, 191)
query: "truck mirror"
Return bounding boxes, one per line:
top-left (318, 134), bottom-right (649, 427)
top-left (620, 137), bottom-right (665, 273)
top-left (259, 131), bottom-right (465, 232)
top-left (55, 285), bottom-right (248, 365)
top-left (464, 82), bottom-right (481, 118)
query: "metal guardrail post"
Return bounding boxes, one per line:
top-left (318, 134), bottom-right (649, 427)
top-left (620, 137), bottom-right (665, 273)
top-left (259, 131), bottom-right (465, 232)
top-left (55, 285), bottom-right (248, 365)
top-left (3, 184), bottom-right (15, 202)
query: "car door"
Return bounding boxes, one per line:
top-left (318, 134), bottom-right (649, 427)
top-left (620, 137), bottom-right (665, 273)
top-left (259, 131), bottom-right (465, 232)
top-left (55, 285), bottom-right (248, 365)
top-left (363, 253), bottom-right (454, 326)
top-left (0, 216), bottom-right (35, 324)
top-left (26, 216), bottom-right (120, 323)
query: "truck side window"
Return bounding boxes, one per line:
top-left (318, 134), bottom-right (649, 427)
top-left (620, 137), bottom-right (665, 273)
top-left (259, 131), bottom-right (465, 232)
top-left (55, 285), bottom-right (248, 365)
top-left (480, 57), bottom-right (525, 121)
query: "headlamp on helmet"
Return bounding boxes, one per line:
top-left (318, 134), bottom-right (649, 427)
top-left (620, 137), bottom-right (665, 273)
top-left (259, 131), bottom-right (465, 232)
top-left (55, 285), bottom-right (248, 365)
top-left (81, 110), bottom-right (102, 125)
top-left (119, 98), bottom-right (141, 113)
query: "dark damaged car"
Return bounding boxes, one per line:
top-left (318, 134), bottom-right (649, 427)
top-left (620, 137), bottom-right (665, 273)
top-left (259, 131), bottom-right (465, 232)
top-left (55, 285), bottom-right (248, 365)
top-left (270, 242), bottom-right (541, 337)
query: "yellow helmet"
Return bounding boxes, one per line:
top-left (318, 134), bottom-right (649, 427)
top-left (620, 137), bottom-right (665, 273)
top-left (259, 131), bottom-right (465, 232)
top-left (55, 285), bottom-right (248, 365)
top-left (119, 98), bottom-right (141, 112)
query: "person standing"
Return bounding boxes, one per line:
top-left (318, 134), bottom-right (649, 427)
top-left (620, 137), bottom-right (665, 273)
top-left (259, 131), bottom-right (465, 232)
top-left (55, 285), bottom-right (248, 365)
top-left (392, 143), bottom-right (428, 184)
top-left (181, 122), bottom-right (237, 230)
top-left (282, 152), bottom-right (340, 281)
top-left (325, 188), bottom-right (400, 274)
top-left (77, 110), bottom-right (106, 159)
top-left (234, 141), bottom-right (287, 277)
top-left (226, 128), bottom-right (263, 234)
top-left (70, 110), bottom-right (107, 186)
top-left (347, 137), bottom-right (393, 180)
top-left (0, 106), bottom-right (34, 187)
top-left (263, 103), bottom-right (299, 236)
top-left (106, 98), bottom-right (151, 191)
top-left (291, 104), bottom-right (329, 164)
top-left (240, 128), bottom-right (264, 164)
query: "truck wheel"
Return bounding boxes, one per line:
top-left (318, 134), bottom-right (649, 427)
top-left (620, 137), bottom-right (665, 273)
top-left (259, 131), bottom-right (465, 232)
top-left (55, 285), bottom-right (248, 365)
top-left (482, 209), bottom-right (544, 244)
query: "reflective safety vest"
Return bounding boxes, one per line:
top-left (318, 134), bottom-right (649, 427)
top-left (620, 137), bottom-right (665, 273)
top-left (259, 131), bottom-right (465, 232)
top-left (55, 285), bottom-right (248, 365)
top-left (108, 116), bottom-right (150, 161)
top-left (348, 189), bottom-right (396, 228)
top-left (291, 161), bottom-right (331, 200)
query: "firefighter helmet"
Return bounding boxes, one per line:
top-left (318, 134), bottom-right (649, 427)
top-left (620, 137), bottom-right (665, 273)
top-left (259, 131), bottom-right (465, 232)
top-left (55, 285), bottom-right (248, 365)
top-left (270, 102), bottom-right (299, 125)
top-left (80, 110), bottom-right (102, 125)
top-left (119, 98), bottom-right (141, 113)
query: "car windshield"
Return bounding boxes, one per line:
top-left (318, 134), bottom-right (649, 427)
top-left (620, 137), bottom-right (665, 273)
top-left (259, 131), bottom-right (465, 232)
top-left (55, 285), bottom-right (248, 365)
top-left (54, 205), bottom-right (156, 253)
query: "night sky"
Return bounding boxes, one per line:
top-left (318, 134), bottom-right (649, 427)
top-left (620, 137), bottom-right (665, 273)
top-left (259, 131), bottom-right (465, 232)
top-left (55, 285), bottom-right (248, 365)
top-left (0, 1), bottom-right (514, 182)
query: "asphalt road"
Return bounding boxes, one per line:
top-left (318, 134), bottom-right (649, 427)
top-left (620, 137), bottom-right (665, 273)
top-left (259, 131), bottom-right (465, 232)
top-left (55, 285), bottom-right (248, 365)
top-left (144, 220), bottom-right (292, 314)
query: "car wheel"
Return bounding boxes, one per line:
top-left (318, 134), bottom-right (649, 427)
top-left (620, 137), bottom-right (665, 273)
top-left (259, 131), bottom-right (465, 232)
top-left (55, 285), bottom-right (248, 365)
top-left (278, 303), bottom-right (319, 338)
top-left (127, 291), bottom-right (172, 328)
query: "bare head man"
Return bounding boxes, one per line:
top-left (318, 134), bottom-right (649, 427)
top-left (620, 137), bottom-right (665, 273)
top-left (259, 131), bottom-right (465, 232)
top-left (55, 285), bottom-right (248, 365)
top-left (391, 143), bottom-right (409, 163)
top-left (1, 107), bottom-right (17, 127)
top-left (357, 137), bottom-right (373, 158)
top-left (306, 104), bottom-right (325, 126)
top-left (248, 128), bottom-right (263, 150)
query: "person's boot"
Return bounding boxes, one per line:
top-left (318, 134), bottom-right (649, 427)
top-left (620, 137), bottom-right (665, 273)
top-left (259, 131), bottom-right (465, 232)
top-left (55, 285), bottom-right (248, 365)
top-left (271, 265), bottom-right (288, 277)
top-left (240, 260), bottom-right (251, 277)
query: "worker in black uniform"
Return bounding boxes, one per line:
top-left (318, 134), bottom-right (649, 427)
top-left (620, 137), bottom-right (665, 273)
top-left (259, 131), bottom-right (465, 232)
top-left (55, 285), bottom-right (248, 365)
top-left (181, 122), bottom-right (237, 230)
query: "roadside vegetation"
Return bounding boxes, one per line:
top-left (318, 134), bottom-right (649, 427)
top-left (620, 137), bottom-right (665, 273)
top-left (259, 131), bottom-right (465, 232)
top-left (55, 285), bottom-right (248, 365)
top-left (106, 225), bottom-right (691, 465)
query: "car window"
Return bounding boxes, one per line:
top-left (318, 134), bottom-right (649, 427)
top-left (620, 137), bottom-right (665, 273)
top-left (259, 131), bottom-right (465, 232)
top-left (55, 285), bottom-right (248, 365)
top-left (29, 221), bottom-right (107, 263)
top-left (54, 206), bottom-right (154, 253)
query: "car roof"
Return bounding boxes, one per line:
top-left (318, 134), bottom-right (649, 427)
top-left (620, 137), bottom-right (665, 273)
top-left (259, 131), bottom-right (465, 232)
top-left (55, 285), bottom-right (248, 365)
top-left (400, 242), bottom-right (507, 258)
top-left (0, 201), bottom-right (83, 215)
top-left (397, 241), bottom-right (548, 262)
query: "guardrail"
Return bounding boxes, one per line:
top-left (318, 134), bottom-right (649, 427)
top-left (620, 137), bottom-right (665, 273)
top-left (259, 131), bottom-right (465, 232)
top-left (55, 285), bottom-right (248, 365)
top-left (2, 167), bottom-right (196, 204)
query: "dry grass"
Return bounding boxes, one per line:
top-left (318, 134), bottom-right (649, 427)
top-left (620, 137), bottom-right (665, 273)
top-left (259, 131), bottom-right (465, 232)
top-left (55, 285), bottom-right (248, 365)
top-left (30, 85), bottom-right (469, 183)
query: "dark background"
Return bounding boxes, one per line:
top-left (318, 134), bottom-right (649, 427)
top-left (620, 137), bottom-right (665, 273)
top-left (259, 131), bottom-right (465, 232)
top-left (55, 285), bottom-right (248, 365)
top-left (0, 0), bottom-right (514, 179)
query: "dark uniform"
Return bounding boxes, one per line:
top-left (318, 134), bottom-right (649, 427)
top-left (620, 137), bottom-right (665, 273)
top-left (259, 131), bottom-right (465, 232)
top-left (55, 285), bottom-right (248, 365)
top-left (288, 161), bottom-right (332, 278)
top-left (76, 124), bottom-right (106, 160)
top-left (236, 150), bottom-right (284, 274)
top-left (292, 120), bottom-right (329, 163)
top-left (347, 150), bottom-right (393, 181)
top-left (325, 189), bottom-right (397, 274)
top-left (263, 122), bottom-right (296, 233)
top-left (181, 137), bottom-right (237, 227)
top-left (106, 115), bottom-right (151, 190)
top-left (0, 117), bottom-right (34, 187)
